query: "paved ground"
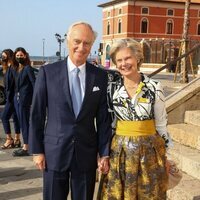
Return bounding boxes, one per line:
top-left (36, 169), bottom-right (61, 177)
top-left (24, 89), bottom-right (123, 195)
top-left (0, 72), bottom-right (198, 200)
top-left (0, 128), bottom-right (99, 200)
top-left (0, 148), bottom-right (43, 200)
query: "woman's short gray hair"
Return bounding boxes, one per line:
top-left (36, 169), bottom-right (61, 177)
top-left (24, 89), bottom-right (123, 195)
top-left (109, 38), bottom-right (144, 67)
top-left (66, 21), bottom-right (97, 43)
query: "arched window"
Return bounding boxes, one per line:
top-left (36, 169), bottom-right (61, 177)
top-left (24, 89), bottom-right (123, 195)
top-left (106, 45), bottom-right (111, 60)
top-left (142, 7), bottom-right (149, 14)
top-left (167, 9), bottom-right (174, 16)
top-left (141, 18), bottom-right (148, 33)
top-left (107, 21), bottom-right (110, 35)
top-left (198, 23), bottom-right (200, 35)
top-left (166, 19), bottom-right (173, 34)
top-left (119, 8), bottom-right (122, 15)
top-left (105, 45), bottom-right (111, 68)
top-left (118, 19), bottom-right (122, 33)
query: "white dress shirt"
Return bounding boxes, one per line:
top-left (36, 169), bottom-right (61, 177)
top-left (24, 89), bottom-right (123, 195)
top-left (67, 57), bottom-right (86, 101)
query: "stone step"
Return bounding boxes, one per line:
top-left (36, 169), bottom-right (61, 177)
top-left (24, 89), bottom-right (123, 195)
top-left (167, 141), bottom-right (200, 180)
top-left (167, 172), bottom-right (200, 200)
top-left (184, 110), bottom-right (200, 127)
top-left (167, 124), bottom-right (200, 150)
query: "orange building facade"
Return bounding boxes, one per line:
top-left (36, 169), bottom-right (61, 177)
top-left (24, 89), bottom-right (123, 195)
top-left (98, 0), bottom-right (200, 68)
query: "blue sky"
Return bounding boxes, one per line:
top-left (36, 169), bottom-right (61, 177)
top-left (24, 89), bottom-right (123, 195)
top-left (1, 0), bottom-right (104, 57)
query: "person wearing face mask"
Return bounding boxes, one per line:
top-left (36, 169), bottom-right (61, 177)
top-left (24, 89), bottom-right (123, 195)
top-left (12, 47), bottom-right (36, 156)
top-left (97, 39), bottom-right (173, 200)
top-left (1, 49), bottom-right (21, 149)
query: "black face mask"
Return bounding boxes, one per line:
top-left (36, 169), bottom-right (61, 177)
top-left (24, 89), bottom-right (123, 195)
top-left (16, 57), bottom-right (25, 65)
top-left (1, 56), bottom-right (8, 62)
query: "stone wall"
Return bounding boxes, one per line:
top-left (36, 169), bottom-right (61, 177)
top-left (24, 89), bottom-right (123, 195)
top-left (166, 77), bottom-right (200, 124)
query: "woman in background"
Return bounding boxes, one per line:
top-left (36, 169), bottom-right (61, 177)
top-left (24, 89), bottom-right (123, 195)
top-left (12, 47), bottom-right (35, 156)
top-left (1, 49), bottom-right (21, 149)
top-left (98, 39), bottom-right (172, 200)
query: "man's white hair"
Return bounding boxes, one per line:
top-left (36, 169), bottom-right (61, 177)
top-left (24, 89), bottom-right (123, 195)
top-left (66, 21), bottom-right (97, 43)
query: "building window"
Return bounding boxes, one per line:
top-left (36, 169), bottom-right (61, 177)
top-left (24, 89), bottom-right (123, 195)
top-left (167, 9), bottom-right (174, 16)
top-left (166, 20), bottom-right (173, 34)
top-left (198, 23), bottom-right (200, 35)
top-left (108, 11), bottom-right (110, 17)
top-left (142, 7), bottom-right (149, 15)
top-left (141, 18), bottom-right (148, 33)
top-left (107, 21), bottom-right (110, 35)
top-left (118, 19), bottom-right (122, 33)
top-left (119, 8), bottom-right (122, 15)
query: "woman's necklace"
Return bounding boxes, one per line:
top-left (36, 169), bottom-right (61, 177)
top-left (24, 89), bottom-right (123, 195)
top-left (124, 76), bottom-right (141, 98)
top-left (125, 84), bottom-right (138, 89)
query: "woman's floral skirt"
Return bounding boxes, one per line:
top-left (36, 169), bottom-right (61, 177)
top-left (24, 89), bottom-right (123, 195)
top-left (97, 134), bottom-right (168, 200)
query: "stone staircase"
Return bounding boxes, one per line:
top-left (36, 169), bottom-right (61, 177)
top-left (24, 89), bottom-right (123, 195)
top-left (167, 110), bottom-right (200, 200)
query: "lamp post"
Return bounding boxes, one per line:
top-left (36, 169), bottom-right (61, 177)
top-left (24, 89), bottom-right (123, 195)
top-left (55, 33), bottom-right (66, 60)
top-left (42, 38), bottom-right (45, 62)
top-left (63, 48), bottom-right (66, 59)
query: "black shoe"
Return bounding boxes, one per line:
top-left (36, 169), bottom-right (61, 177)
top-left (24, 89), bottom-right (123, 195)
top-left (12, 148), bottom-right (29, 157)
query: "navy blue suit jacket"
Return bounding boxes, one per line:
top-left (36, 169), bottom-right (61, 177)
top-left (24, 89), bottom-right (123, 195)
top-left (4, 67), bottom-right (15, 102)
top-left (29, 58), bottom-right (112, 172)
top-left (14, 65), bottom-right (35, 106)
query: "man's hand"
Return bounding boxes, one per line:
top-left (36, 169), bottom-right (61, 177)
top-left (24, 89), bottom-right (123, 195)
top-left (33, 154), bottom-right (46, 171)
top-left (98, 157), bottom-right (109, 174)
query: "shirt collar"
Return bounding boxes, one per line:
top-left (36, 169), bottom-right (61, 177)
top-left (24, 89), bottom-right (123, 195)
top-left (67, 56), bottom-right (86, 73)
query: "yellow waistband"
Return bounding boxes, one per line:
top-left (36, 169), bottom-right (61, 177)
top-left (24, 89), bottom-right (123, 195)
top-left (116, 119), bottom-right (156, 136)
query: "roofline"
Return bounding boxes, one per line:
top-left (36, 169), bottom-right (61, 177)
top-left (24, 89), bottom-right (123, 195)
top-left (97, 0), bottom-right (200, 8)
top-left (98, 0), bottom-right (130, 8)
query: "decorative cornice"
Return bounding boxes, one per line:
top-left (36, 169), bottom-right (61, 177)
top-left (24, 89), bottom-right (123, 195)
top-left (98, 0), bottom-right (200, 8)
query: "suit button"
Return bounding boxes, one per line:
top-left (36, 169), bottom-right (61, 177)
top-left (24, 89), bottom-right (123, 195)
top-left (72, 139), bottom-right (75, 143)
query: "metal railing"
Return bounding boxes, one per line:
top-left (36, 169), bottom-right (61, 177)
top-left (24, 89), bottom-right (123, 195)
top-left (148, 42), bottom-right (200, 78)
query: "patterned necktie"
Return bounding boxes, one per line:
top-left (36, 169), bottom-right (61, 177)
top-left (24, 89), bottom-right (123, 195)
top-left (71, 68), bottom-right (82, 117)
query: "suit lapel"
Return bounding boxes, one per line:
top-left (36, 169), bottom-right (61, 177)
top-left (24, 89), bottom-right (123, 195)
top-left (5, 68), bottom-right (10, 90)
top-left (60, 59), bottom-right (73, 113)
top-left (77, 63), bottom-right (95, 119)
top-left (83, 63), bottom-right (95, 105)
top-left (18, 67), bottom-right (25, 90)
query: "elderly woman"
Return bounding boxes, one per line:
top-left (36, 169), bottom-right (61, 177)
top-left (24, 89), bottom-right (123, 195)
top-left (98, 39), bottom-right (172, 200)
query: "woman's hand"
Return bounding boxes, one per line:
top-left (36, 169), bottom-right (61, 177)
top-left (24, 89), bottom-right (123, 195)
top-left (98, 157), bottom-right (110, 174)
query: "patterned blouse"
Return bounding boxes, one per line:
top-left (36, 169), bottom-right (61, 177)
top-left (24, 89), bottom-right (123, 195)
top-left (107, 70), bottom-right (173, 148)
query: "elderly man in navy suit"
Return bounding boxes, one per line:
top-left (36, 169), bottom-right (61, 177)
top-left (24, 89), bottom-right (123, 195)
top-left (29, 21), bottom-right (112, 200)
